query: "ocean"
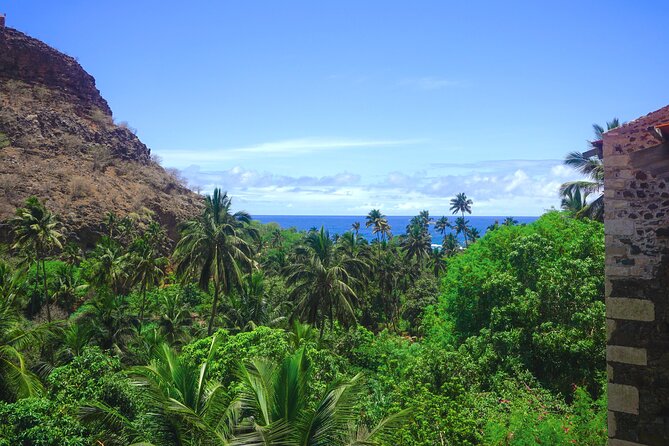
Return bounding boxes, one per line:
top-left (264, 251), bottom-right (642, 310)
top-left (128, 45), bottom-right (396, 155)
top-left (254, 215), bottom-right (538, 245)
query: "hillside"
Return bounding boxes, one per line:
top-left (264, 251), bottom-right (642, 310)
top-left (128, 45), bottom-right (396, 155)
top-left (0, 26), bottom-right (200, 243)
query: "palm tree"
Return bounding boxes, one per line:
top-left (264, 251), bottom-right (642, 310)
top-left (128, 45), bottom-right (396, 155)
top-left (270, 228), bottom-right (283, 248)
top-left (351, 221), bottom-right (361, 236)
top-left (561, 187), bottom-right (589, 215)
top-left (378, 218), bottom-right (392, 242)
top-left (224, 271), bottom-right (288, 332)
top-left (0, 260), bottom-right (21, 307)
top-left (51, 265), bottom-right (88, 313)
top-left (11, 197), bottom-right (63, 322)
top-left (503, 217), bottom-right (518, 226)
top-left (442, 233), bottom-right (460, 257)
top-left (486, 220), bottom-right (500, 232)
top-left (285, 227), bottom-right (364, 337)
top-left (0, 296), bottom-right (50, 401)
top-left (57, 322), bottom-right (93, 362)
top-left (450, 193), bottom-right (473, 218)
top-left (81, 335), bottom-right (239, 445)
top-left (78, 292), bottom-right (133, 350)
top-left (434, 216), bottom-right (450, 236)
top-left (104, 212), bottom-right (119, 239)
top-left (61, 242), bottom-right (83, 266)
top-left (157, 290), bottom-right (192, 346)
top-left (401, 223), bottom-right (431, 265)
top-left (174, 189), bottom-right (256, 335)
top-left (453, 216), bottom-right (470, 248)
top-left (128, 237), bottom-right (168, 324)
top-left (86, 237), bottom-right (129, 296)
top-left (467, 227), bottom-right (481, 244)
top-left (418, 210), bottom-right (433, 228)
top-left (560, 118), bottom-right (620, 222)
top-left (237, 348), bottom-right (408, 445)
top-left (365, 209), bottom-right (391, 242)
top-left (428, 248), bottom-right (446, 278)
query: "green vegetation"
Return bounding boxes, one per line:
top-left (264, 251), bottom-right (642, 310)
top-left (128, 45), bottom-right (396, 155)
top-left (0, 191), bottom-right (606, 445)
top-left (560, 118), bottom-right (620, 221)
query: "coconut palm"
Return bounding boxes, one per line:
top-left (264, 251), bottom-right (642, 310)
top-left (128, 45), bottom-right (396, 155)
top-left (285, 227), bottom-right (364, 337)
top-left (237, 348), bottom-right (408, 446)
top-left (174, 189), bottom-right (256, 335)
top-left (78, 292), bottom-right (133, 350)
top-left (486, 220), bottom-right (500, 232)
top-left (81, 335), bottom-right (239, 445)
top-left (365, 209), bottom-right (391, 242)
top-left (377, 219), bottom-right (392, 242)
top-left (61, 242), bottom-right (84, 266)
top-left (0, 261), bottom-right (21, 307)
top-left (51, 265), bottom-right (88, 313)
top-left (560, 118), bottom-right (620, 222)
top-left (434, 216), bottom-right (450, 236)
top-left (428, 248), bottom-right (447, 278)
top-left (11, 197), bottom-right (63, 322)
top-left (270, 228), bottom-right (283, 249)
top-left (157, 290), bottom-right (193, 346)
top-left (224, 271), bottom-right (288, 332)
top-left (561, 187), bottom-right (589, 215)
top-left (503, 217), bottom-right (518, 226)
top-left (418, 210), bottom-right (433, 228)
top-left (401, 223), bottom-right (432, 265)
top-left (453, 216), bottom-right (471, 248)
top-left (128, 237), bottom-right (168, 324)
top-left (57, 322), bottom-right (93, 362)
top-left (351, 221), bottom-right (361, 236)
top-left (442, 233), bottom-right (460, 257)
top-left (0, 296), bottom-right (51, 401)
top-left (449, 193), bottom-right (473, 218)
top-left (467, 227), bottom-right (481, 243)
top-left (86, 237), bottom-right (130, 296)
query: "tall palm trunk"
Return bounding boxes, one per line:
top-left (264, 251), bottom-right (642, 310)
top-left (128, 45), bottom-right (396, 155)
top-left (208, 284), bottom-right (220, 335)
top-left (41, 257), bottom-right (51, 322)
top-left (139, 282), bottom-right (147, 325)
top-left (461, 211), bottom-right (469, 248)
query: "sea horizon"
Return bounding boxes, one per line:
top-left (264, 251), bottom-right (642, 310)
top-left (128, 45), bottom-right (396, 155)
top-left (254, 214), bottom-right (539, 244)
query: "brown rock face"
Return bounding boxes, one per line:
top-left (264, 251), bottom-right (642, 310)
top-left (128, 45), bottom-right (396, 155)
top-left (0, 27), bottom-right (201, 245)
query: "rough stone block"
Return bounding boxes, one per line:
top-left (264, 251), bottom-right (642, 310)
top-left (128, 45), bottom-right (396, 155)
top-left (607, 345), bottom-right (647, 365)
top-left (608, 411), bottom-right (617, 437)
top-left (606, 220), bottom-right (635, 236)
top-left (608, 383), bottom-right (639, 415)
top-left (607, 318), bottom-right (617, 342)
top-left (606, 298), bottom-right (655, 322)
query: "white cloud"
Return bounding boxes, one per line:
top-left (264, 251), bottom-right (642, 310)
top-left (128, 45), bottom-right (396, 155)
top-left (159, 137), bottom-right (423, 165)
top-left (504, 169), bottom-right (530, 192)
top-left (174, 157), bottom-right (575, 216)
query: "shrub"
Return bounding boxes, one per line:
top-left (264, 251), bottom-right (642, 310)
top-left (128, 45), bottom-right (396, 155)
top-left (0, 132), bottom-right (10, 148)
top-left (91, 145), bottom-right (113, 171)
top-left (89, 108), bottom-right (113, 128)
top-left (69, 176), bottom-right (91, 199)
top-left (0, 397), bottom-right (89, 446)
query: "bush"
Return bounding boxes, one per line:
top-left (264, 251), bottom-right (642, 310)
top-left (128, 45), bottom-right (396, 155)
top-left (0, 132), bottom-right (10, 148)
top-left (69, 176), bottom-right (92, 199)
top-left (182, 326), bottom-right (291, 393)
top-left (0, 397), bottom-right (89, 446)
top-left (91, 145), bottom-right (114, 171)
top-left (432, 212), bottom-right (605, 395)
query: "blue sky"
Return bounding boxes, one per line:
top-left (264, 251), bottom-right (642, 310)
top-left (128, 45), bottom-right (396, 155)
top-left (5, 1), bottom-right (669, 215)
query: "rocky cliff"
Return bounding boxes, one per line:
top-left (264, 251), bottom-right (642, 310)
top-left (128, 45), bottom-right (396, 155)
top-left (0, 26), bottom-right (201, 244)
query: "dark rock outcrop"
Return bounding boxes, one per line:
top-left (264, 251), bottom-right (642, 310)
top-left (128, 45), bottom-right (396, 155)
top-left (0, 26), bottom-right (201, 244)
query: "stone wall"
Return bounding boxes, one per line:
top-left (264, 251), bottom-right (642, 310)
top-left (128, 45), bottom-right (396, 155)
top-left (604, 105), bottom-right (669, 445)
